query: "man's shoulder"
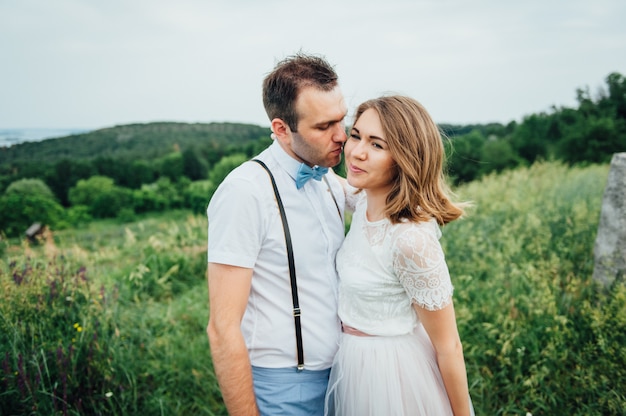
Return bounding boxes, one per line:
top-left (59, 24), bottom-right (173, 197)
top-left (211, 152), bottom-right (280, 203)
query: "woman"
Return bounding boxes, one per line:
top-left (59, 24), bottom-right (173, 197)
top-left (326, 96), bottom-right (474, 415)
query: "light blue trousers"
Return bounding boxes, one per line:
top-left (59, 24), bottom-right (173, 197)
top-left (252, 366), bottom-right (331, 416)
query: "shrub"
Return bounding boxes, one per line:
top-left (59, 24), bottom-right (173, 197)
top-left (208, 153), bottom-right (247, 186)
top-left (5, 178), bottom-right (57, 200)
top-left (183, 180), bottom-right (214, 215)
top-left (0, 178), bottom-right (66, 237)
top-left (68, 176), bottom-right (133, 219)
top-left (132, 177), bottom-right (187, 215)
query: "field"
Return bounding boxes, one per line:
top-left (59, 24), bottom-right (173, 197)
top-left (1, 161), bottom-right (625, 415)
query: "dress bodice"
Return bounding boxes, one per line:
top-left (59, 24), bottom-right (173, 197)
top-left (337, 193), bottom-right (454, 336)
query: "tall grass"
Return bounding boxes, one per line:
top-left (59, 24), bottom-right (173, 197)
top-left (443, 161), bottom-right (625, 415)
top-left (1, 211), bottom-right (222, 415)
top-left (1, 162), bottom-right (624, 415)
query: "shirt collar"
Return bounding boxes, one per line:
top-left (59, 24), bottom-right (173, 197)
top-left (269, 140), bottom-right (301, 181)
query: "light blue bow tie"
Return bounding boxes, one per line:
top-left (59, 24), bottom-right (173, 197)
top-left (295, 163), bottom-right (328, 189)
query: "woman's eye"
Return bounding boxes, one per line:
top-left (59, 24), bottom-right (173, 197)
top-left (350, 134), bottom-right (361, 140)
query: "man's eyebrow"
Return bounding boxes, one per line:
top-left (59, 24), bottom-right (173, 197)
top-left (314, 118), bottom-right (344, 128)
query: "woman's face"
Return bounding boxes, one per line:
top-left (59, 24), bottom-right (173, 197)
top-left (343, 108), bottom-right (396, 195)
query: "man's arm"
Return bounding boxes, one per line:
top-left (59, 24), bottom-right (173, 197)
top-left (207, 262), bottom-right (259, 416)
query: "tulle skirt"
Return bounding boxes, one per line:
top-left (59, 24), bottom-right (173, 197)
top-left (325, 324), bottom-right (458, 416)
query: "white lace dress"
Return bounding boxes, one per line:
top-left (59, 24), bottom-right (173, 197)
top-left (325, 193), bottom-right (460, 416)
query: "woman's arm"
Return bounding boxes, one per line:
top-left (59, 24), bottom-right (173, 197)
top-left (415, 302), bottom-right (471, 416)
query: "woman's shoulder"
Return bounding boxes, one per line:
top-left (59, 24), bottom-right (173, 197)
top-left (393, 217), bottom-right (441, 240)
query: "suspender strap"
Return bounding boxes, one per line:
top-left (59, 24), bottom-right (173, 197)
top-left (251, 159), bottom-right (305, 371)
top-left (323, 175), bottom-right (342, 221)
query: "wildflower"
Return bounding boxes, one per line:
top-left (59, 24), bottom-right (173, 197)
top-left (105, 392), bottom-right (113, 398)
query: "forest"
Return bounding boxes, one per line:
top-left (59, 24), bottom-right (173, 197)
top-left (0, 71), bottom-right (625, 237)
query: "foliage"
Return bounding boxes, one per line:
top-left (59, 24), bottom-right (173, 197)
top-left (0, 122), bottom-right (270, 167)
top-left (1, 212), bottom-right (220, 415)
top-left (5, 177), bottom-right (56, 200)
top-left (0, 252), bottom-right (123, 415)
top-left (68, 176), bottom-right (133, 219)
top-left (157, 151), bottom-right (185, 182)
top-left (182, 147), bottom-right (209, 181)
top-left (184, 180), bottom-right (214, 215)
top-left (65, 205), bottom-right (93, 228)
top-left (443, 71), bottom-right (626, 184)
top-left (131, 177), bottom-right (187, 214)
top-left (0, 179), bottom-right (66, 237)
top-left (442, 161), bottom-right (625, 415)
top-left (1, 72), bottom-right (624, 238)
top-left (1, 162), bottom-right (624, 415)
top-left (445, 130), bottom-right (487, 183)
top-left (92, 157), bottom-right (157, 189)
top-left (479, 137), bottom-right (523, 175)
top-left (208, 153), bottom-right (248, 185)
top-left (45, 158), bottom-right (96, 206)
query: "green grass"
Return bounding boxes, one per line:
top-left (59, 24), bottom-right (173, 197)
top-left (1, 161), bottom-right (624, 415)
top-left (443, 161), bottom-right (625, 415)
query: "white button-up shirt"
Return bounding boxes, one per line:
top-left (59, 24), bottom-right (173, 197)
top-left (207, 140), bottom-right (345, 370)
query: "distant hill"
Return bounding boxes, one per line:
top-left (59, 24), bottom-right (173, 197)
top-left (0, 122), bottom-right (270, 166)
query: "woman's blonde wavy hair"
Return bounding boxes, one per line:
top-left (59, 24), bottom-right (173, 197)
top-left (353, 95), bottom-right (467, 225)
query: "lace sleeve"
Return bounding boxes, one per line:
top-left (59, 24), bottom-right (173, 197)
top-left (391, 222), bottom-right (454, 311)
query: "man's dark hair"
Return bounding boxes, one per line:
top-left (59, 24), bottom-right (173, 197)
top-left (262, 53), bottom-right (338, 131)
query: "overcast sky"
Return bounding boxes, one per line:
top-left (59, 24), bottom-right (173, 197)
top-left (1, 0), bottom-right (625, 131)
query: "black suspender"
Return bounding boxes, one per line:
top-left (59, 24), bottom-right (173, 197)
top-left (252, 159), bottom-right (305, 371)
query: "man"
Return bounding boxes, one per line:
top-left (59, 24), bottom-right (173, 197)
top-left (206, 53), bottom-right (348, 415)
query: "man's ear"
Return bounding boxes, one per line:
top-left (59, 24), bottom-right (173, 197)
top-left (271, 119), bottom-right (290, 141)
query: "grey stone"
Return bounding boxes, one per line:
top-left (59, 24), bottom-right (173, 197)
top-left (593, 152), bottom-right (626, 286)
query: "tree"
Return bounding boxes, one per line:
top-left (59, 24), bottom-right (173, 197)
top-left (158, 152), bottom-right (184, 182)
top-left (445, 131), bottom-right (487, 184)
top-left (208, 153), bottom-right (248, 186)
top-left (132, 177), bottom-right (185, 214)
top-left (182, 147), bottom-right (208, 181)
top-left (5, 178), bottom-right (56, 200)
top-left (0, 178), bottom-right (65, 237)
top-left (510, 113), bottom-right (552, 163)
top-left (183, 180), bottom-right (214, 215)
top-left (45, 159), bottom-right (96, 206)
top-left (479, 138), bottom-right (522, 176)
top-left (68, 176), bottom-right (133, 218)
top-left (596, 72), bottom-right (626, 120)
top-left (558, 116), bottom-right (622, 164)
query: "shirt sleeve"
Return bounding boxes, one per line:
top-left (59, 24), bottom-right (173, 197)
top-left (207, 172), bottom-right (265, 268)
top-left (391, 222), bottom-right (454, 311)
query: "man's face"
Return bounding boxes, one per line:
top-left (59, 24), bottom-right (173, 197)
top-left (288, 85), bottom-right (347, 168)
